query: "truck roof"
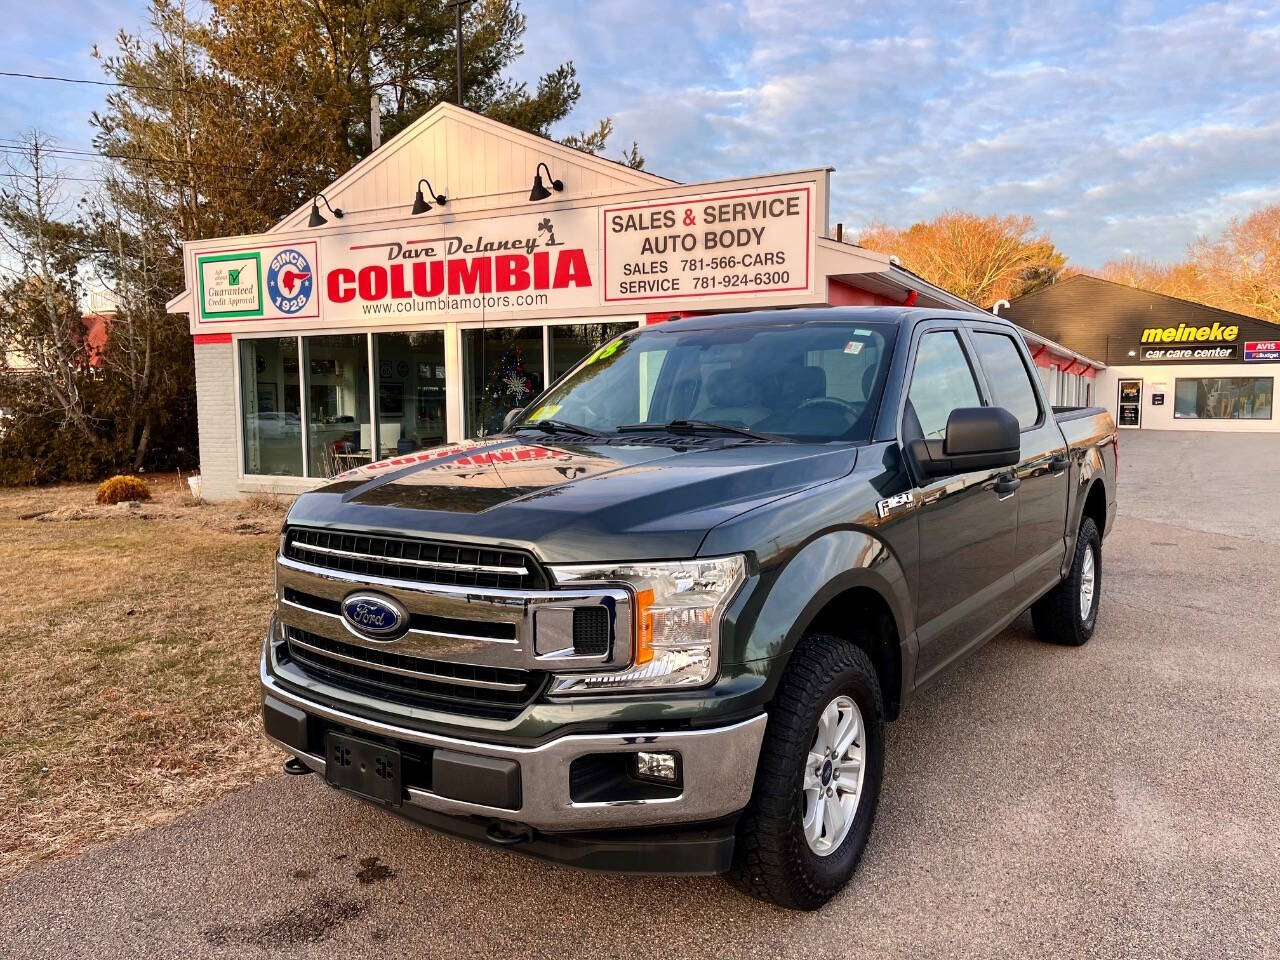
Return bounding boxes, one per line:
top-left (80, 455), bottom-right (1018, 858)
top-left (653, 306), bottom-right (996, 332)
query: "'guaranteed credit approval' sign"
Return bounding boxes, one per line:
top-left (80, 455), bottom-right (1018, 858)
top-left (602, 184), bottom-right (813, 302)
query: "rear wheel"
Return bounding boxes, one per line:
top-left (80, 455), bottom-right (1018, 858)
top-left (1031, 516), bottom-right (1102, 646)
top-left (730, 634), bottom-right (884, 910)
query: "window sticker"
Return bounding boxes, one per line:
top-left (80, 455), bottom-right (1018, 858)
top-left (843, 341), bottom-right (864, 355)
top-left (586, 339), bottom-right (623, 365)
top-left (852, 328), bottom-right (873, 336)
top-left (526, 404), bottom-right (562, 422)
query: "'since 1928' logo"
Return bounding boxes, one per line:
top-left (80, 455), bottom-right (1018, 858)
top-left (341, 592), bottom-right (408, 640)
top-left (266, 248), bottom-right (314, 314)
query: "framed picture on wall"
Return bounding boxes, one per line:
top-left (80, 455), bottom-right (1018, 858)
top-left (379, 382), bottom-right (405, 416)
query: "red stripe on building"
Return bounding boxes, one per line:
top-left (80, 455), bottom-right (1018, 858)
top-left (193, 333), bottom-right (233, 345)
top-left (827, 280), bottom-right (901, 308)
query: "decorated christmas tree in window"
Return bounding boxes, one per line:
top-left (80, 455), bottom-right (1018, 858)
top-left (477, 345), bottom-right (535, 435)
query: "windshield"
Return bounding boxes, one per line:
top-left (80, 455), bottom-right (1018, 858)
top-left (513, 320), bottom-right (895, 443)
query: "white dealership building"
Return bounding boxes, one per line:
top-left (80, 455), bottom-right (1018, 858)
top-left (169, 104), bottom-right (1101, 500)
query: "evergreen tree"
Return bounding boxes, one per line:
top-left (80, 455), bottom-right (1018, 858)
top-left (92, 0), bottom-right (635, 240)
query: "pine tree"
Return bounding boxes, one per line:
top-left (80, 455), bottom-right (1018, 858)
top-left (92, 0), bottom-right (633, 240)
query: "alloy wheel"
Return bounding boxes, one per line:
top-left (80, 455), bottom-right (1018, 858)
top-left (801, 695), bottom-right (867, 856)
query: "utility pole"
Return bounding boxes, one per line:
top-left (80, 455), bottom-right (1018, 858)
top-left (370, 93), bottom-right (381, 150)
top-left (446, 0), bottom-right (472, 106)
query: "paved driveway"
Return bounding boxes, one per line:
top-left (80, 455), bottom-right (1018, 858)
top-left (3, 432), bottom-right (1278, 959)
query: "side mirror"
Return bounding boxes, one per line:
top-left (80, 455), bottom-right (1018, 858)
top-left (502, 407), bottom-right (525, 431)
top-left (908, 407), bottom-right (1020, 478)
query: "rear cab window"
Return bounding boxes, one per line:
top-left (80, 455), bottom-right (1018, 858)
top-left (970, 332), bottom-right (1042, 429)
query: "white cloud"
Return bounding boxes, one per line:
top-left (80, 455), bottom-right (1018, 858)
top-left (526, 0), bottom-right (1280, 265)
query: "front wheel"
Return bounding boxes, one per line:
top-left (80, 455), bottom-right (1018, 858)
top-left (730, 634), bottom-right (884, 910)
top-left (1031, 516), bottom-right (1102, 646)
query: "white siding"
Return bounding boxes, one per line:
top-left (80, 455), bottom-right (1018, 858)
top-left (269, 105), bottom-right (673, 234)
top-left (1099, 363), bottom-right (1279, 432)
top-left (194, 340), bottom-right (240, 501)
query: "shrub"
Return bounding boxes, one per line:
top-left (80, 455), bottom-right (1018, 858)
top-left (96, 475), bottom-right (152, 505)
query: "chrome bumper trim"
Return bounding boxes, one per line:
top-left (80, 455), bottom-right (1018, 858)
top-left (262, 668), bottom-right (767, 831)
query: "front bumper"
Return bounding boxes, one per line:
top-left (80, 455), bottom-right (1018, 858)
top-left (262, 668), bottom-right (767, 836)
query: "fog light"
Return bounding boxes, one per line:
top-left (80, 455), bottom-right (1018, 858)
top-left (634, 751), bottom-right (679, 783)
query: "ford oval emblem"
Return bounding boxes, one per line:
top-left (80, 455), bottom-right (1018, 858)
top-left (341, 592), bottom-right (408, 640)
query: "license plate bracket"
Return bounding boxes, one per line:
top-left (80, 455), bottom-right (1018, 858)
top-left (325, 731), bottom-right (403, 806)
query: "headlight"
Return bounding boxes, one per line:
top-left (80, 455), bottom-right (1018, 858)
top-left (547, 555), bottom-right (746, 694)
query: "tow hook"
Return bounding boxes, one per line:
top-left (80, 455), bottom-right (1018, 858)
top-left (283, 756), bottom-right (314, 776)
top-left (485, 821), bottom-right (534, 845)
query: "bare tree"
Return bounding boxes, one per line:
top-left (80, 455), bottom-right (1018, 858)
top-left (858, 211), bottom-right (1066, 307)
top-left (1093, 206), bottom-right (1280, 323)
top-left (0, 132), bottom-right (97, 440)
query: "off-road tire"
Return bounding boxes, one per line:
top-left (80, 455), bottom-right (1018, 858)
top-left (1031, 516), bottom-right (1102, 646)
top-left (730, 634), bottom-right (884, 910)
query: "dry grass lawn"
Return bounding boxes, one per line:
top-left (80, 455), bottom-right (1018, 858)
top-left (0, 475), bottom-right (287, 881)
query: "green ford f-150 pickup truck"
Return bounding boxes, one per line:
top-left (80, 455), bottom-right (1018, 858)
top-left (262, 307), bottom-right (1117, 909)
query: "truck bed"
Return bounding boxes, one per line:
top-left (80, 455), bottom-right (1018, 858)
top-left (1052, 405), bottom-right (1108, 422)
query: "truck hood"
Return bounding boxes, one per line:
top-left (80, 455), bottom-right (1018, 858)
top-left (285, 435), bottom-right (858, 563)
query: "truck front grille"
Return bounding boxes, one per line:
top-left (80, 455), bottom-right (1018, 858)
top-left (282, 626), bottom-right (544, 720)
top-left (284, 527), bottom-right (544, 590)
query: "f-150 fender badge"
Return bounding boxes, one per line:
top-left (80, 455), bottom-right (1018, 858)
top-left (876, 491), bottom-right (914, 518)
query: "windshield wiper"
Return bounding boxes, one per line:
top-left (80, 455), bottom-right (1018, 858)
top-left (513, 418), bottom-right (607, 438)
top-left (616, 419), bottom-right (790, 442)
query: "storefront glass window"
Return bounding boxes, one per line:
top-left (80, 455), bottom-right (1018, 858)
top-left (239, 337), bottom-right (302, 476)
top-left (462, 326), bottom-right (545, 437)
top-left (374, 331), bottom-right (447, 457)
top-left (304, 334), bottom-right (371, 477)
top-left (549, 322), bottom-right (638, 384)
top-left (1174, 378), bottom-right (1273, 420)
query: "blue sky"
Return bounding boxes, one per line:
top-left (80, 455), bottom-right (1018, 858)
top-left (3, 0), bottom-right (1277, 265)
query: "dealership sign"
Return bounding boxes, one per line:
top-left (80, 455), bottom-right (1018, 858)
top-left (602, 185), bottom-right (812, 302)
top-left (183, 176), bottom-right (820, 333)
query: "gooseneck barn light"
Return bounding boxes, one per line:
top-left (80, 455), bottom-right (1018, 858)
top-left (308, 194), bottom-right (344, 227)
top-left (411, 178), bottom-right (448, 215)
top-left (528, 162), bottom-right (564, 202)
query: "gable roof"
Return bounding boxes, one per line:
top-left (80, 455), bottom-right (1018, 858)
top-left (269, 102), bottom-right (675, 233)
top-left (1004, 274), bottom-right (1279, 364)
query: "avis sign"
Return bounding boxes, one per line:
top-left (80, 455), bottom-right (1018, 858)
top-left (602, 183), bottom-right (814, 303)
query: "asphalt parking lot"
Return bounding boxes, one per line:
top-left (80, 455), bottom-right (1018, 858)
top-left (3, 430), bottom-right (1278, 959)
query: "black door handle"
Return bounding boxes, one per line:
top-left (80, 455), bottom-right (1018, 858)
top-left (994, 474), bottom-right (1021, 496)
top-left (1049, 454), bottom-right (1070, 473)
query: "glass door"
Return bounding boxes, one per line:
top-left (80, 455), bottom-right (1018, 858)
top-left (373, 331), bottom-right (448, 457)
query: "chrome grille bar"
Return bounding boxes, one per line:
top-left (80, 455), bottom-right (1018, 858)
top-left (285, 631), bottom-right (527, 692)
top-left (279, 595), bottom-right (519, 646)
top-left (292, 539), bottom-right (528, 577)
